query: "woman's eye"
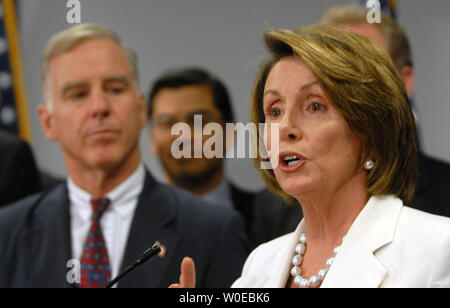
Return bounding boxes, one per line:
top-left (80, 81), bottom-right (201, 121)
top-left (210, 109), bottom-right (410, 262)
top-left (271, 108), bottom-right (283, 117)
top-left (311, 102), bottom-right (324, 112)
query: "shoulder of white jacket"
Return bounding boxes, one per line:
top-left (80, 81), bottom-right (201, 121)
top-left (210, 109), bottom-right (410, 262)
top-left (400, 205), bottom-right (450, 235)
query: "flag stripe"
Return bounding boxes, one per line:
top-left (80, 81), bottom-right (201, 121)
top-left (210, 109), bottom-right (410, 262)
top-left (2, 0), bottom-right (31, 141)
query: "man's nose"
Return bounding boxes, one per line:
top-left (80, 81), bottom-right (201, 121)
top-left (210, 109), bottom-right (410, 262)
top-left (90, 89), bottom-right (111, 118)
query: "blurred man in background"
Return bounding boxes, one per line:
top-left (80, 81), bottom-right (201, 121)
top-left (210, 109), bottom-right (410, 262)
top-left (148, 68), bottom-right (256, 247)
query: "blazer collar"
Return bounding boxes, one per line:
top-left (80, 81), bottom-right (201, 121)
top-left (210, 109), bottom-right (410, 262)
top-left (322, 195), bottom-right (403, 288)
top-left (267, 195), bottom-right (403, 288)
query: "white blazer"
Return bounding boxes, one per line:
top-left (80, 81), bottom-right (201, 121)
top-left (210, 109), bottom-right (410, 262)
top-left (232, 195), bottom-right (450, 288)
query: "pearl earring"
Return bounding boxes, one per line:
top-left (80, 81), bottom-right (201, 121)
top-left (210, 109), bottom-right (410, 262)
top-left (364, 160), bottom-right (374, 170)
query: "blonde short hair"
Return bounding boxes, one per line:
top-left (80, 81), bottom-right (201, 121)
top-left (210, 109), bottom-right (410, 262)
top-left (41, 23), bottom-right (139, 109)
top-left (251, 24), bottom-right (418, 204)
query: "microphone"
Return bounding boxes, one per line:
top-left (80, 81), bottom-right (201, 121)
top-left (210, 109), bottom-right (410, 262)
top-left (105, 243), bottom-right (161, 288)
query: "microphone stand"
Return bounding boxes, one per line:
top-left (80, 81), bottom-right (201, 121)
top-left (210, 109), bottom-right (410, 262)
top-left (105, 243), bottom-right (161, 288)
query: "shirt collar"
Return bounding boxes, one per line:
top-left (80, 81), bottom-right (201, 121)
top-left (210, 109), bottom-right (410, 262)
top-left (202, 178), bottom-right (233, 208)
top-left (67, 164), bottom-right (145, 219)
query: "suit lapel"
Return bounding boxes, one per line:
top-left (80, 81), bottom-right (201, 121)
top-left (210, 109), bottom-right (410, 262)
top-left (321, 235), bottom-right (388, 288)
top-left (118, 172), bottom-right (179, 288)
top-left (23, 184), bottom-right (73, 288)
top-left (322, 195), bottom-right (403, 288)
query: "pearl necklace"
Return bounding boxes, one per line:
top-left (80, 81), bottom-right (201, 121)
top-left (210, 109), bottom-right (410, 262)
top-left (291, 233), bottom-right (341, 288)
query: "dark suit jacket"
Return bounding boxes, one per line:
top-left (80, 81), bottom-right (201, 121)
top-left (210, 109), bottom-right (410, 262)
top-left (249, 189), bottom-right (302, 251)
top-left (0, 131), bottom-right (41, 207)
top-left (406, 152), bottom-right (450, 217)
top-left (230, 184), bottom-right (255, 238)
top-left (0, 171), bottom-right (247, 288)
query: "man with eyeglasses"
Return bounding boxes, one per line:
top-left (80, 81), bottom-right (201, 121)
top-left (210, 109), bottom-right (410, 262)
top-left (148, 68), bottom-right (256, 251)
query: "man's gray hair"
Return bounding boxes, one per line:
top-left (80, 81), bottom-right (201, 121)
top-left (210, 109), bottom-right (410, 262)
top-left (41, 23), bottom-right (140, 111)
top-left (319, 4), bottom-right (413, 72)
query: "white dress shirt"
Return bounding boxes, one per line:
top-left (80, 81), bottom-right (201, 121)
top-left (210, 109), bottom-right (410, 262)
top-left (202, 178), bottom-right (233, 209)
top-left (67, 165), bottom-right (145, 279)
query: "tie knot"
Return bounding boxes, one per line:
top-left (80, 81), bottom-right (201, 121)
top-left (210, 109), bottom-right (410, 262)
top-left (90, 197), bottom-right (111, 220)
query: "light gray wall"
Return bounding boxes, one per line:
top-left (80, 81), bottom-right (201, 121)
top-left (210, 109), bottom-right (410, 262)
top-left (19, 0), bottom-right (450, 192)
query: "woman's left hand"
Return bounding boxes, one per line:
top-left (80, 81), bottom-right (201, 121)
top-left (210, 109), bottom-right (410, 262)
top-left (169, 256), bottom-right (196, 288)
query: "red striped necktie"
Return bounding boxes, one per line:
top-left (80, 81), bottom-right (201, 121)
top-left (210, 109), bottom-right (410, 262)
top-left (80, 197), bottom-right (112, 288)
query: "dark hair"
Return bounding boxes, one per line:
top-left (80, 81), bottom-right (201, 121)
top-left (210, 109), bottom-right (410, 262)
top-left (148, 68), bottom-right (235, 123)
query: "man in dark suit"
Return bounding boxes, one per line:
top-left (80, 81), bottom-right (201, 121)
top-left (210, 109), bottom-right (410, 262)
top-left (409, 154), bottom-right (450, 216)
top-left (0, 23), bottom-right (247, 288)
top-left (0, 130), bottom-right (41, 207)
top-left (0, 169), bottom-right (246, 288)
top-left (148, 68), bottom-right (256, 248)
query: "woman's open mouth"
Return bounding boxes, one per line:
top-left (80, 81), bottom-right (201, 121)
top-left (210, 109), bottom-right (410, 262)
top-left (279, 152), bottom-right (306, 172)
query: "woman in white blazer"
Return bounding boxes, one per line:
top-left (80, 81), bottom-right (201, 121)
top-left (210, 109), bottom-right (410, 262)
top-left (172, 25), bottom-right (450, 288)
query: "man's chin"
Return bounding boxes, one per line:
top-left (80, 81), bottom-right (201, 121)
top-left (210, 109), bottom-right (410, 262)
top-left (163, 158), bottom-right (205, 174)
top-left (86, 158), bottom-right (122, 171)
top-left (165, 166), bottom-right (205, 181)
top-left (162, 161), bottom-right (221, 187)
top-left (85, 149), bottom-right (129, 170)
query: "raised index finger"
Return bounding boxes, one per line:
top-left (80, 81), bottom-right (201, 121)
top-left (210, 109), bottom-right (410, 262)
top-left (180, 256), bottom-right (196, 288)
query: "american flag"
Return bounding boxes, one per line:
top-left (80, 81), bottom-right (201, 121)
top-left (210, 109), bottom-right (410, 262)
top-left (0, 1), bottom-right (18, 134)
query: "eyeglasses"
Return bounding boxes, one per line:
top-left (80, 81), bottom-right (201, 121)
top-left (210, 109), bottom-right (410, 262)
top-left (151, 113), bottom-right (224, 132)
